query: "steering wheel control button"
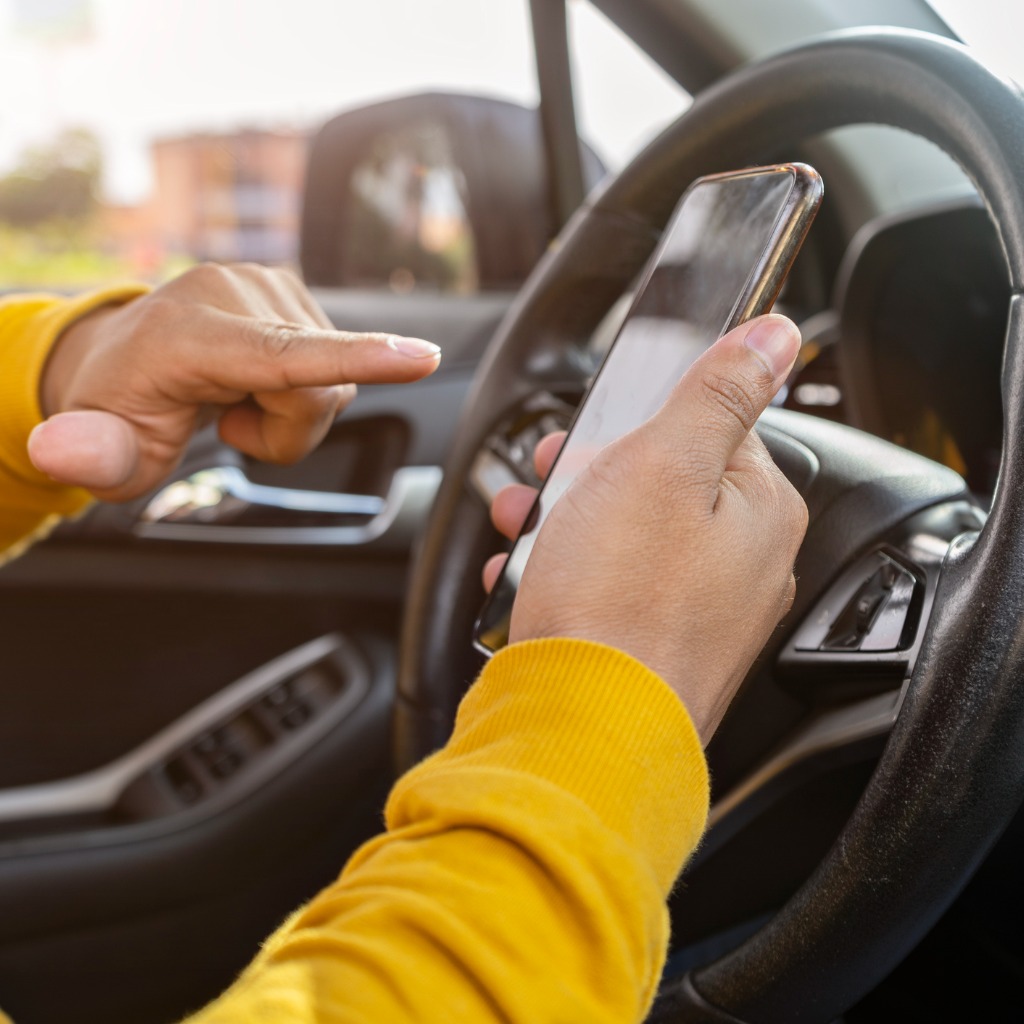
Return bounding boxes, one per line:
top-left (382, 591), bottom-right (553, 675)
top-left (821, 556), bottom-right (915, 652)
top-left (470, 395), bottom-right (576, 504)
top-left (796, 551), bottom-right (918, 654)
top-left (470, 448), bottom-right (520, 505)
top-left (860, 569), bottom-right (917, 651)
top-left (780, 548), bottom-right (930, 699)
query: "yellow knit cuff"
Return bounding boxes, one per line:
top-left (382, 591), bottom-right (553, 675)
top-left (397, 637), bottom-right (710, 895)
top-left (0, 283), bottom-right (151, 492)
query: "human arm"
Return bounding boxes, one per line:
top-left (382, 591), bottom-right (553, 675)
top-left (0, 284), bottom-right (150, 559)
top-left (182, 314), bottom-right (807, 1023)
top-left (0, 263), bottom-right (440, 557)
top-left (488, 313), bottom-right (807, 742)
top-left (190, 640), bottom-right (706, 1024)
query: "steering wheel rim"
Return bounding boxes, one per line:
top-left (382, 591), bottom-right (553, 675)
top-left (397, 28), bottom-right (1024, 1022)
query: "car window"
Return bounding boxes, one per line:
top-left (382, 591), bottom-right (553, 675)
top-left (567, 2), bottom-right (691, 172)
top-left (0, 0), bottom-right (538, 292)
top-left (928, 0), bottom-right (1024, 82)
top-left (0, 0), bottom-right (691, 295)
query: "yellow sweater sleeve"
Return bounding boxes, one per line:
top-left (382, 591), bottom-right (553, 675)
top-left (0, 285), bottom-right (150, 561)
top-left (187, 638), bottom-right (710, 1024)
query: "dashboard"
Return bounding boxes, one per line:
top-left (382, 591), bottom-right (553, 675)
top-left (787, 197), bottom-right (1009, 498)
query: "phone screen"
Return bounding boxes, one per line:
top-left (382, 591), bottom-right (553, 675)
top-left (473, 163), bottom-right (822, 655)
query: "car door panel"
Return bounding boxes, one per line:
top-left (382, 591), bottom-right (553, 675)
top-left (0, 643), bottom-right (394, 1023)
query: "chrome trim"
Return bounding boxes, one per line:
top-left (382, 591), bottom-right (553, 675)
top-left (133, 465), bottom-right (442, 548)
top-left (141, 465), bottom-right (386, 524)
top-left (0, 634), bottom-right (367, 824)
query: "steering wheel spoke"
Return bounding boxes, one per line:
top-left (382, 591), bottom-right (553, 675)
top-left (469, 392), bottom-right (577, 504)
top-left (778, 499), bottom-right (984, 704)
top-left (692, 497), bottom-right (984, 907)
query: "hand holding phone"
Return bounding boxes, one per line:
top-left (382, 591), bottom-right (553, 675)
top-left (484, 313), bottom-right (809, 742)
top-left (474, 163), bottom-right (822, 657)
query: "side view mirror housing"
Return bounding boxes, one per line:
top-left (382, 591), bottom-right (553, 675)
top-left (300, 91), bottom-right (605, 292)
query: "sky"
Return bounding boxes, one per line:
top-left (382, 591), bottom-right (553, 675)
top-left (0, 0), bottom-right (687, 203)
top-left (0, 0), bottom-right (1016, 205)
top-left (929, 0), bottom-right (1024, 77)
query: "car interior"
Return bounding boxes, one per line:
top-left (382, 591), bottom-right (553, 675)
top-left (1, 1), bottom-right (1023, 1022)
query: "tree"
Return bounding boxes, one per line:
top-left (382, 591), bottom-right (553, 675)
top-left (0, 127), bottom-right (102, 227)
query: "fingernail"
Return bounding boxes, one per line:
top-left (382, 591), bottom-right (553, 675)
top-left (744, 316), bottom-right (800, 378)
top-left (26, 424), bottom-right (56, 480)
top-left (388, 335), bottom-right (441, 359)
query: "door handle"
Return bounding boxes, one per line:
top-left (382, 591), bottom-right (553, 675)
top-left (141, 465), bottom-right (385, 526)
top-left (135, 465), bottom-right (442, 549)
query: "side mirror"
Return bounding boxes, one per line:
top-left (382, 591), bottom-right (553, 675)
top-left (299, 91), bottom-right (605, 292)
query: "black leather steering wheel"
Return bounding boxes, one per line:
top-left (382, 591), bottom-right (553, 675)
top-left (397, 28), bottom-right (1024, 1022)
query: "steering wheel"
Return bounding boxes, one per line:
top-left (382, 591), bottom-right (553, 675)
top-left (396, 28), bottom-right (1024, 1022)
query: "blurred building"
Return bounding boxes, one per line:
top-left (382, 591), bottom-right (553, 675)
top-left (148, 129), bottom-right (309, 266)
top-left (99, 201), bottom-right (162, 277)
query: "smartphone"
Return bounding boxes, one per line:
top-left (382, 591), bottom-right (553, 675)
top-left (472, 162), bottom-right (823, 656)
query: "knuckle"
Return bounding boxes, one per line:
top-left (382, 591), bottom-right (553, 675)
top-left (700, 369), bottom-right (761, 432)
top-left (774, 473), bottom-right (809, 539)
top-left (274, 265), bottom-right (304, 288)
top-left (788, 485), bottom-right (810, 536)
top-left (741, 467), bottom-right (807, 561)
top-left (335, 382), bottom-right (357, 410)
top-left (186, 261), bottom-right (234, 288)
top-left (251, 319), bottom-right (304, 360)
top-left (236, 261), bottom-right (280, 286)
top-left (759, 460), bottom-right (808, 534)
top-left (585, 444), bottom-right (626, 493)
top-left (306, 384), bottom-right (347, 421)
top-left (261, 416), bottom-right (328, 465)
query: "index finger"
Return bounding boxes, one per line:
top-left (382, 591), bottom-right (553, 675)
top-left (187, 309), bottom-right (442, 392)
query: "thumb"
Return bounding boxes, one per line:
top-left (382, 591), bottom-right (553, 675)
top-left (28, 411), bottom-right (139, 493)
top-left (649, 314), bottom-right (800, 487)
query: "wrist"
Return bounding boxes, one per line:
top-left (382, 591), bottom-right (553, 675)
top-left (40, 302), bottom-right (123, 418)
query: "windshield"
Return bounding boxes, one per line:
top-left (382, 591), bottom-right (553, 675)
top-left (928, 1), bottom-right (1024, 85)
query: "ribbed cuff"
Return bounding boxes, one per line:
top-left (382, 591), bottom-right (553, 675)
top-left (0, 283), bottom-right (150, 496)
top-left (401, 637), bottom-right (710, 895)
